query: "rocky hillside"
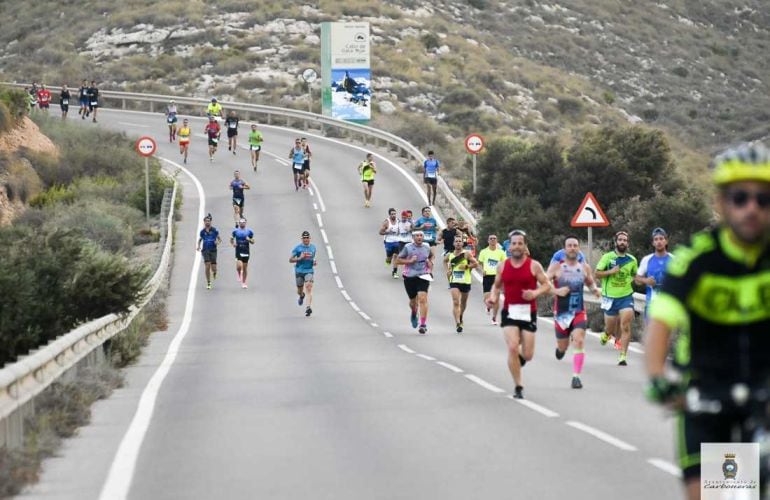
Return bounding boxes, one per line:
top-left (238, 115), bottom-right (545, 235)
top-left (1, 0), bottom-right (767, 173)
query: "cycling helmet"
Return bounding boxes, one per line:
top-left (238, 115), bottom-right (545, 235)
top-left (711, 142), bottom-right (770, 185)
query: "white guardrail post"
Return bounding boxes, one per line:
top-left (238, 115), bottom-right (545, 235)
top-left (0, 172), bottom-right (177, 449)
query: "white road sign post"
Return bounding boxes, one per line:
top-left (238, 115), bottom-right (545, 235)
top-left (135, 136), bottom-right (157, 225)
top-left (464, 134), bottom-right (484, 194)
top-left (570, 192), bottom-right (610, 269)
top-left (301, 68), bottom-right (317, 113)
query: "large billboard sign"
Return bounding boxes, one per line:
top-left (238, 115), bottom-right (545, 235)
top-left (321, 22), bottom-right (371, 122)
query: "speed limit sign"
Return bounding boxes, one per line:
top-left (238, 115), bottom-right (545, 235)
top-left (135, 136), bottom-right (157, 157)
top-left (464, 134), bottom-right (484, 155)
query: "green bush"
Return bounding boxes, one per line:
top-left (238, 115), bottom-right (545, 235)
top-left (393, 113), bottom-right (449, 149)
top-left (128, 166), bottom-right (174, 216)
top-left (43, 200), bottom-right (142, 254)
top-left (0, 87), bottom-right (29, 124)
top-left (29, 184), bottom-right (76, 208)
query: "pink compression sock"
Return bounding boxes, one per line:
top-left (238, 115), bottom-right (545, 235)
top-left (420, 316), bottom-right (427, 325)
top-left (573, 349), bottom-right (585, 375)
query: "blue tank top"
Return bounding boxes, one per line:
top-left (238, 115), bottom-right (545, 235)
top-left (292, 147), bottom-right (304, 164)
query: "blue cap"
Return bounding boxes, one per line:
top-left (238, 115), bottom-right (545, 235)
top-left (651, 227), bottom-right (667, 238)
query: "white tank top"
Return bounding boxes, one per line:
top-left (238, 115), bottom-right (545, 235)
top-left (398, 220), bottom-right (413, 243)
top-left (384, 218), bottom-right (400, 243)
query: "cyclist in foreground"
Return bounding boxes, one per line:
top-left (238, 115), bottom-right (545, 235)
top-left (645, 142), bottom-right (770, 500)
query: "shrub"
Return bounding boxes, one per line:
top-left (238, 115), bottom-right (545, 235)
top-left (393, 113), bottom-right (449, 149)
top-left (557, 96), bottom-right (584, 117)
top-left (29, 184), bottom-right (76, 208)
top-left (0, 87), bottom-right (29, 123)
top-left (128, 165), bottom-right (174, 217)
top-left (440, 88), bottom-right (483, 108)
top-left (421, 33), bottom-right (441, 50)
top-left (43, 200), bottom-right (141, 254)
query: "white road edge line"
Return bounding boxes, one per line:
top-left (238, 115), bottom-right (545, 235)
top-left (320, 229), bottom-right (329, 244)
top-left (647, 458), bottom-right (682, 478)
top-left (308, 177), bottom-right (326, 212)
top-left (316, 213), bottom-right (323, 228)
top-left (330, 260), bottom-right (338, 274)
top-left (566, 421), bottom-right (638, 451)
top-left (383, 331), bottom-right (393, 338)
top-left (359, 311), bottom-right (371, 321)
top-left (313, 203), bottom-right (318, 210)
top-left (508, 397), bottom-right (560, 418)
top-left (326, 245), bottom-right (334, 259)
top-left (398, 344), bottom-right (416, 354)
top-left (340, 290), bottom-right (351, 301)
top-left (349, 302), bottom-right (361, 312)
top-left (335, 276), bottom-right (344, 289)
top-left (416, 354), bottom-right (436, 361)
top-left (465, 374), bottom-right (506, 393)
top-left (99, 157), bottom-right (204, 500)
top-left (436, 361), bottom-right (464, 373)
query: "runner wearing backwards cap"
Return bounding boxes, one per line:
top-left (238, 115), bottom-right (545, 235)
top-left (634, 227), bottom-right (674, 321)
top-left (290, 231), bottom-right (317, 317)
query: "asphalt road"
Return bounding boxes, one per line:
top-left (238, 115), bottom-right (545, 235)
top-left (20, 109), bottom-right (682, 500)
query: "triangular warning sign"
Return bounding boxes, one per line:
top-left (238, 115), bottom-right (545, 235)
top-left (570, 192), bottom-right (610, 227)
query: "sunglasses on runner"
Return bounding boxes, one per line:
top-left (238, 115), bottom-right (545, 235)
top-left (726, 189), bottom-right (770, 209)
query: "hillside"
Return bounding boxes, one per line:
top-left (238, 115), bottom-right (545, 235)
top-left (1, 0), bottom-right (767, 179)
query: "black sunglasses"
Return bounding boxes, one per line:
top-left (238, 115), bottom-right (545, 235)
top-left (726, 189), bottom-right (770, 209)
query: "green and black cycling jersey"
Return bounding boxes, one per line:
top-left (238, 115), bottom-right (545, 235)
top-left (648, 227), bottom-right (770, 389)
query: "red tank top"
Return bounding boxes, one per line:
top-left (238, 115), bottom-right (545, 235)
top-left (501, 257), bottom-right (537, 312)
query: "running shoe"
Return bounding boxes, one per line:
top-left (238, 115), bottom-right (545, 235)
top-left (555, 348), bottom-right (565, 360)
top-left (491, 317), bottom-right (497, 325)
top-left (183, 158), bottom-right (187, 164)
top-left (253, 165), bottom-right (257, 172)
top-left (210, 157), bottom-right (213, 162)
top-left (571, 376), bottom-right (583, 389)
top-left (305, 306), bottom-right (312, 317)
top-left (513, 386), bottom-right (524, 399)
top-left (456, 323), bottom-right (463, 334)
top-left (298, 293), bottom-right (305, 306)
top-left (242, 283), bottom-right (248, 289)
top-left (232, 150), bottom-right (236, 156)
top-left (392, 269), bottom-right (399, 279)
top-left (418, 324), bottom-right (427, 334)
top-left (228, 145), bottom-right (231, 151)
top-left (618, 353), bottom-right (628, 366)
top-left (206, 281), bottom-right (212, 290)
top-left (519, 353), bottom-right (527, 367)
top-left (599, 332), bottom-right (610, 346)
top-left (614, 337), bottom-right (622, 350)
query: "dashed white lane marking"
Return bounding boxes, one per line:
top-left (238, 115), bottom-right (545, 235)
top-left (465, 374), bottom-right (506, 393)
top-left (99, 157), bottom-right (205, 500)
top-left (326, 245), bottom-right (334, 259)
top-left (330, 260), bottom-right (338, 275)
top-left (416, 354), bottom-right (436, 361)
top-left (383, 331), bottom-right (393, 338)
top-left (340, 290), bottom-right (351, 301)
top-left (436, 361), bottom-right (464, 373)
top-left (398, 345), bottom-right (416, 354)
top-left (308, 178), bottom-right (326, 212)
top-left (316, 213), bottom-right (323, 228)
top-left (370, 323), bottom-right (378, 328)
top-left (320, 229), bottom-right (329, 244)
top-left (118, 121), bottom-right (149, 128)
top-left (335, 276), bottom-right (344, 289)
top-left (313, 203), bottom-right (318, 210)
top-left (308, 187), bottom-right (314, 196)
top-left (359, 311), bottom-right (372, 321)
top-left (349, 302), bottom-right (361, 312)
top-left (509, 397), bottom-right (560, 418)
top-left (566, 421), bottom-right (638, 452)
top-left (647, 458), bottom-right (682, 478)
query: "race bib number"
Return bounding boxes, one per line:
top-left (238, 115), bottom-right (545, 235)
top-left (233, 198), bottom-right (242, 205)
top-left (487, 259), bottom-right (498, 268)
top-left (211, 138), bottom-right (218, 144)
top-left (507, 304), bottom-right (531, 321)
top-left (452, 270), bottom-right (465, 281)
top-left (90, 101), bottom-right (98, 106)
top-left (229, 123), bottom-right (237, 129)
top-left (62, 99), bottom-right (68, 105)
top-left (425, 171), bottom-right (437, 178)
top-left (250, 145), bottom-right (261, 151)
top-left (293, 163), bottom-right (303, 170)
top-left (239, 253), bottom-right (249, 258)
top-left (167, 116), bottom-right (175, 123)
top-left (600, 296), bottom-right (613, 311)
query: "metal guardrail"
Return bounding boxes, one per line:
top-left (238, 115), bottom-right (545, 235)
top-left (0, 179), bottom-right (177, 447)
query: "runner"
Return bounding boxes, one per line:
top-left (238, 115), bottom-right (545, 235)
top-left (229, 170), bottom-right (251, 226)
top-left (36, 85), bottom-right (51, 114)
top-left (379, 208), bottom-right (401, 278)
top-left (634, 227), bottom-right (673, 320)
top-left (78, 80), bottom-right (89, 119)
top-left (166, 100), bottom-right (178, 142)
top-left (87, 81), bottom-right (99, 123)
top-left (230, 218), bottom-right (254, 289)
top-left (548, 236), bottom-right (600, 389)
top-left (301, 137), bottom-right (312, 189)
top-left (196, 214), bottom-right (221, 290)
top-left (477, 234), bottom-right (507, 324)
top-left (595, 231), bottom-right (639, 365)
top-left (358, 152), bottom-right (377, 207)
top-left (437, 217), bottom-right (457, 283)
top-left (289, 231), bottom-right (317, 317)
top-left (289, 138), bottom-right (304, 191)
top-left (225, 110), bottom-right (239, 154)
top-left (395, 210), bottom-right (414, 278)
top-left (248, 124), bottom-right (263, 172)
top-left (423, 150), bottom-right (440, 206)
top-left (204, 116), bottom-right (221, 162)
top-left (486, 230), bottom-right (550, 399)
top-left (59, 85), bottom-right (70, 120)
top-left (413, 206), bottom-right (438, 251)
top-left (206, 97), bottom-right (224, 119)
top-left (178, 119), bottom-right (191, 164)
top-left (395, 230), bottom-right (434, 334)
top-left (445, 236), bottom-right (478, 333)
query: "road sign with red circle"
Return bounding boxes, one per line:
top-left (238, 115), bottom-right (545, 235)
top-left (465, 134), bottom-right (484, 155)
top-left (135, 136), bottom-right (157, 157)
